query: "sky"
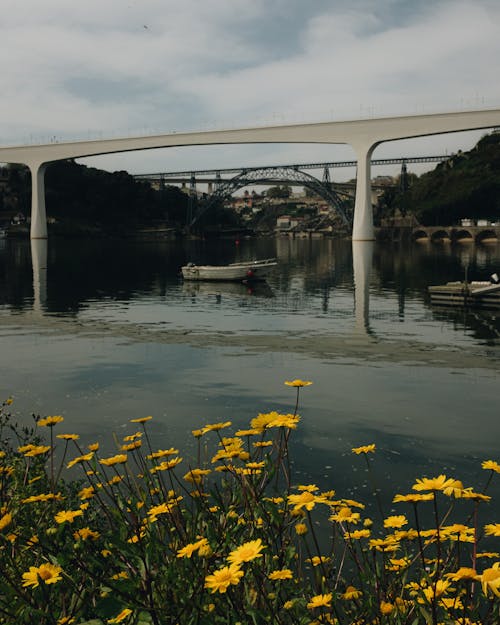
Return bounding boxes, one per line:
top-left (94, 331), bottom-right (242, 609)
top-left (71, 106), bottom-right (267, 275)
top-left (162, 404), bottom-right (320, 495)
top-left (1, 0), bottom-right (500, 182)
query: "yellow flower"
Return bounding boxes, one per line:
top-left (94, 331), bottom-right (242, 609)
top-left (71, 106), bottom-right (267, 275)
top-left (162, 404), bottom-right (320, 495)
top-left (150, 457), bottom-right (182, 472)
top-left (380, 601), bottom-right (394, 615)
top-left (201, 421), bottom-right (232, 434)
top-left (329, 506), bottom-right (360, 524)
top-left (251, 411), bottom-right (283, 431)
top-left (130, 416), bottom-right (153, 423)
top-left (121, 441), bottom-right (142, 451)
top-left (445, 567), bottom-right (477, 581)
top-left (386, 557), bottom-right (411, 571)
top-left (482, 460), bottom-right (500, 473)
top-left (284, 379), bottom-right (313, 387)
top-left (20, 445), bottom-right (51, 457)
top-left (295, 523), bottom-right (308, 535)
top-left (67, 452), bottom-right (94, 468)
top-left (412, 475), bottom-right (456, 492)
top-left (369, 537), bottom-right (400, 552)
top-left (99, 454), bottom-right (127, 466)
top-left (205, 564), bottom-right (244, 593)
top-left (38, 415), bottom-right (64, 427)
top-left (384, 515), bottom-right (408, 529)
top-left (421, 579), bottom-right (452, 603)
top-left (73, 527), bottom-right (100, 541)
top-left (268, 569), bottom-right (293, 580)
top-left (307, 593), bottom-right (332, 609)
top-left (342, 586), bottom-right (362, 600)
top-left (460, 489), bottom-right (491, 502)
top-left (235, 428), bottom-right (261, 436)
top-left (54, 509), bottom-right (83, 524)
top-left (184, 468), bottom-right (211, 484)
top-left (288, 490), bottom-right (326, 512)
top-left (147, 502), bottom-right (174, 521)
top-left (5, 397), bottom-right (13, 405)
top-left (192, 429), bottom-right (203, 438)
top-left (177, 538), bottom-right (210, 558)
top-left (88, 442), bottom-right (99, 451)
top-left (22, 563), bottom-right (63, 588)
top-left (352, 444), bottom-right (375, 455)
top-left (22, 493), bottom-right (62, 504)
top-left (307, 556), bottom-right (330, 567)
top-left (393, 492), bottom-right (434, 503)
top-left (56, 434), bottom-right (79, 441)
top-left (0, 512), bottom-right (12, 531)
top-left (107, 608), bottom-right (133, 623)
top-left (283, 600), bottom-right (294, 610)
top-left (57, 617), bottom-right (75, 625)
top-left (485, 524), bottom-right (500, 537)
top-left (147, 447), bottom-right (178, 459)
top-left (123, 432), bottom-right (142, 442)
top-left (227, 539), bottom-right (265, 565)
top-left (78, 486), bottom-right (95, 500)
top-left (266, 414), bottom-right (300, 429)
top-left (477, 562), bottom-right (500, 597)
top-left (344, 529), bottom-right (370, 540)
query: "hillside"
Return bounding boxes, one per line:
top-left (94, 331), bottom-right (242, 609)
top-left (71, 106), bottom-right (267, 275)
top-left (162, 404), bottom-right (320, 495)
top-left (379, 131), bottom-right (500, 226)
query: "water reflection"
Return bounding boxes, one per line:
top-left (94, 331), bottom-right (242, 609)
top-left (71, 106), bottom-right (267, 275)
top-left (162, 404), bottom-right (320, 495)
top-left (31, 239), bottom-right (47, 313)
top-left (0, 236), bottom-right (499, 521)
top-left (0, 236), bottom-right (499, 344)
top-left (352, 241), bottom-right (373, 336)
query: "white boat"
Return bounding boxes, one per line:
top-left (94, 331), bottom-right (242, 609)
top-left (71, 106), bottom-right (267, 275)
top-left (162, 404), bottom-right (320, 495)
top-left (181, 258), bottom-right (277, 282)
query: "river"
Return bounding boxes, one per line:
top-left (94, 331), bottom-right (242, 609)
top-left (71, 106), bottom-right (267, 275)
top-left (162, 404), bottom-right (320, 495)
top-left (0, 235), bottom-right (499, 519)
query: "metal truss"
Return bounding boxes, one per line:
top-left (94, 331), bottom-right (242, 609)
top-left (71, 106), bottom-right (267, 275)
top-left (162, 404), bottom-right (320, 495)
top-left (190, 166), bottom-right (353, 227)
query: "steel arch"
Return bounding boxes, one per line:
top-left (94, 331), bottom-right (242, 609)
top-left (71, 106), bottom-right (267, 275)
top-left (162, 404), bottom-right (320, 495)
top-left (190, 166), bottom-right (353, 227)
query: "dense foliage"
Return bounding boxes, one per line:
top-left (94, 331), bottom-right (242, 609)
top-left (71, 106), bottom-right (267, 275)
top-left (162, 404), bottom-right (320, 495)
top-left (379, 132), bottom-right (500, 225)
top-left (1, 161), bottom-right (240, 234)
top-left (1, 385), bottom-right (499, 625)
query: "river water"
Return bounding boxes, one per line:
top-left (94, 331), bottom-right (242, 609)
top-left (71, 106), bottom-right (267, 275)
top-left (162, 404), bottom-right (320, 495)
top-left (0, 235), bottom-right (499, 519)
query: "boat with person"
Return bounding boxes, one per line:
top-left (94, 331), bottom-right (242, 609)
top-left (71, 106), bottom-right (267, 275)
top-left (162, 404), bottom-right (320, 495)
top-left (181, 258), bottom-right (277, 282)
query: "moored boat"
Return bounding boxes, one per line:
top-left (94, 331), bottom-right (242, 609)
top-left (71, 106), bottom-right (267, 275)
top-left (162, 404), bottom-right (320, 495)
top-left (181, 258), bottom-right (277, 282)
top-left (428, 276), bottom-right (500, 309)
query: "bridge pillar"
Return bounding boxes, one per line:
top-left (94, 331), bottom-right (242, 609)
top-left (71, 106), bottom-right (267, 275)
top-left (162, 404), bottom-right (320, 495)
top-left (27, 162), bottom-right (49, 239)
top-left (352, 143), bottom-right (377, 241)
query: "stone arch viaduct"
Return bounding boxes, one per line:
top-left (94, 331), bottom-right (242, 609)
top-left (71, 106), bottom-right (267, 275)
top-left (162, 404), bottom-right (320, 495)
top-left (1, 108), bottom-right (500, 241)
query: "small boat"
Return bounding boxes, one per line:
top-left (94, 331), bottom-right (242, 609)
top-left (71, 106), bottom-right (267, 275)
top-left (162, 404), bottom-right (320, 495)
top-left (428, 274), bottom-right (500, 309)
top-left (181, 258), bottom-right (277, 282)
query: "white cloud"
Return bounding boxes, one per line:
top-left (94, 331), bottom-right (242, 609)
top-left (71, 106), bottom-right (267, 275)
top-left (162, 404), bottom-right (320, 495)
top-left (0, 0), bottom-right (499, 175)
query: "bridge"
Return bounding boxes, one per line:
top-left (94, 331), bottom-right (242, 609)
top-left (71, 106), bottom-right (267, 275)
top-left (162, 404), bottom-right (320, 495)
top-left (134, 155), bottom-right (446, 227)
top-left (1, 108), bottom-right (500, 240)
top-left (412, 225), bottom-right (500, 243)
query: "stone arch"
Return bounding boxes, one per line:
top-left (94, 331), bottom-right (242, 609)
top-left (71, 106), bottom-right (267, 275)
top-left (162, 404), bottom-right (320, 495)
top-left (430, 229), bottom-right (451, 242)
top-left (452, 229), bottom-right (474, 242)
top-left (476, 229), bottom-right (498, 243)
top-left (412, 229), bottom-right (429, 241)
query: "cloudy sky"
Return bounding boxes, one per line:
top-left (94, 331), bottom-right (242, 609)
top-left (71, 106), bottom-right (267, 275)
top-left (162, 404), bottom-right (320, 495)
top-left (1, 0), bottom-right (499, 179)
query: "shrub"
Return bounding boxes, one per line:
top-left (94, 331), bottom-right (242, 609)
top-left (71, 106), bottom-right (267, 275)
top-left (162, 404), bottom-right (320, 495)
top-left (0, 385), bottom-right (499, 625)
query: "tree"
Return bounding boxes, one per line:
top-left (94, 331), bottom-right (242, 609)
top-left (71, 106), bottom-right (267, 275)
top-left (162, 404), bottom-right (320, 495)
top-left (266, 185), bottom-right (291, 199)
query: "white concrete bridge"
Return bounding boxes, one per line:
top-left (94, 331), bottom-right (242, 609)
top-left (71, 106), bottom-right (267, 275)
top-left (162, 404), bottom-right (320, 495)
top-left (1, 108), bottom-right (500, 241)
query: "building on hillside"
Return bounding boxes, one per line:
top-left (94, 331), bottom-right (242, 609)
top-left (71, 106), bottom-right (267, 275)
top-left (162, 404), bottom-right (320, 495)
top-left (276, 215), bottom-right (304, 231)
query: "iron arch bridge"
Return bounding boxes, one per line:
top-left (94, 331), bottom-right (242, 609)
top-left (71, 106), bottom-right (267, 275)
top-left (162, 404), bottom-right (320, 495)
top-left (189, 166), bottom-right (353, 227)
